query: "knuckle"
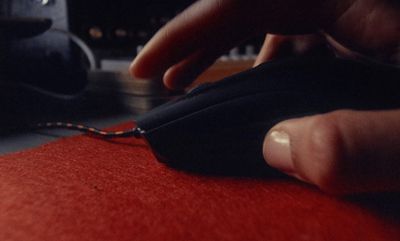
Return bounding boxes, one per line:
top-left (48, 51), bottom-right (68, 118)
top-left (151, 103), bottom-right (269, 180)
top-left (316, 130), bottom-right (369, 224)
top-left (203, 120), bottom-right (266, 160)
top-left (302, 111), bottom-right (353, 194)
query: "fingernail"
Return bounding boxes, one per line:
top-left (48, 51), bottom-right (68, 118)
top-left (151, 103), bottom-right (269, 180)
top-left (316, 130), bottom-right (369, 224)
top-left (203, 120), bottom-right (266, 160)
top-left (263, 130), bottom-right (294, 173)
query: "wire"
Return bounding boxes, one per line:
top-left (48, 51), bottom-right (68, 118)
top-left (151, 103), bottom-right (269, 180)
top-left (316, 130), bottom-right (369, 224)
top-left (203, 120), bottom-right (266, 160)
top-left (49, 28), bottom-right (97, 70)
top-left (30, 31), bottom-right (141, 139)
top-left (15, 28), bottom-right (97, 100)
top-left (35, 122), bottom-right (144, 138)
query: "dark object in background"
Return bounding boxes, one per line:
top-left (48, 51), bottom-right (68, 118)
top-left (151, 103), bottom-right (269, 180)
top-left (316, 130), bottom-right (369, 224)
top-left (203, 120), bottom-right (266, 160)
top-left (67, 0), bottom-right (263, 61)
top-left (0, 0), bottom-right (199, 98)
top-left (0, 0), bottom-right (87, 96)
top-left (67, 0), bottom-right (194, 59)
top-left (0, 17), bottom-right (52, 39)
top-left (0, 0), bottom-right (197, 132)
top-left (0, 0), bottom-right (260, 99)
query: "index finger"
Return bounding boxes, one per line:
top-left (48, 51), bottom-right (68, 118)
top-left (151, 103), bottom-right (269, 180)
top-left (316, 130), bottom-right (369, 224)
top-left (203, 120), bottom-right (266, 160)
top-left (130, 0), bottom-right (338, 80)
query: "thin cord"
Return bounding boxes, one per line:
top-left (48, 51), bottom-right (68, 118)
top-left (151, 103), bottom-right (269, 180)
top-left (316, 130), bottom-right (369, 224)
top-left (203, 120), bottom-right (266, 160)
top-left (35, 122), bottom-right (143, 138)
top-left (30, 31), bottom-right (141, 138)
top-left (49, 28), bottom-right (97, 70)
top-left (16, 28), bottom-right (97, 100)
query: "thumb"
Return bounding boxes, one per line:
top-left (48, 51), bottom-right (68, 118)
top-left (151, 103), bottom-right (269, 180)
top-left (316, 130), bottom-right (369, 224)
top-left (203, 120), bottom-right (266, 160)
top-left (263, 110), bottom-right (400, 194)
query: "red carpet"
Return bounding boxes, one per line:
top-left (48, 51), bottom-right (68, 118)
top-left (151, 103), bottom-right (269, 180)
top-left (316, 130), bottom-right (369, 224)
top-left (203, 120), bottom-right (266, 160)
top-left (1, 123), bottom-right (399, 241)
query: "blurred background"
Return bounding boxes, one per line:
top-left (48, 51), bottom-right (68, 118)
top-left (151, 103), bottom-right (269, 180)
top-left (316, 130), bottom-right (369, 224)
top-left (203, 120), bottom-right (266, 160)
top-left (0, 0), bottom-right (263, 151)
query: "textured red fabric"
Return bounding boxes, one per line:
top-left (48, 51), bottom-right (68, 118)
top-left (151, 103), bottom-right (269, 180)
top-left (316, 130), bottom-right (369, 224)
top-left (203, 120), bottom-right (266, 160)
top-left (0, 122), bottom-right (399, 241)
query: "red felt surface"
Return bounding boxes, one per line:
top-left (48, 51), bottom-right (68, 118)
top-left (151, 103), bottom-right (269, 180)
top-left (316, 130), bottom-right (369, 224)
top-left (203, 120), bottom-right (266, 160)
top-left (1, 122), bottom-right (399, 241)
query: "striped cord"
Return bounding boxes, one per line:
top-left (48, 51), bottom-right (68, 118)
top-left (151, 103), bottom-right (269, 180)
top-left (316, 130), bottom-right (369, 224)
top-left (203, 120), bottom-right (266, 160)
top-left (35, 122), bottom-right (143, 138)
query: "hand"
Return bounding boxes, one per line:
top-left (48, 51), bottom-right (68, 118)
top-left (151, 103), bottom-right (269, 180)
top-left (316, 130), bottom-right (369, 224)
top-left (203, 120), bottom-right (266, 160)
top-left (253, 34), bottom-right (330, 66)
top-left (251, 27), bottom-right (400, 195)
top-left (130, 0), bottom-right (399, 89)
top-left (130, 0), bottom-right (400, 194)
top-left (130, 0), bottom-right (345, 89)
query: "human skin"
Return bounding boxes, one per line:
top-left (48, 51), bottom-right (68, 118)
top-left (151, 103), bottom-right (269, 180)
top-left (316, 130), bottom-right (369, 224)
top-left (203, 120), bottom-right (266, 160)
top-left (130, 0), bottom-right (400, 194)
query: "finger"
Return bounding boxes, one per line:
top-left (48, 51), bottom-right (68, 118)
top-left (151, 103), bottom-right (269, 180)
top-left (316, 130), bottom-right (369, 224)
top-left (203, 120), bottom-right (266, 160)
top-left (253, 34), bottom-right (292, 67)
top-left (130, 0), bottom-right (265, 80)
top-left (324, 0), bottom-right (400, 64)
top-left (162, 49), bottom-right (220, 90)
top-left (130, 0), bottom-right (338, 81)
top-left (254, 34), bottom-right (330, 67)
top-left (263, 110), bottom-right (400, 194)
